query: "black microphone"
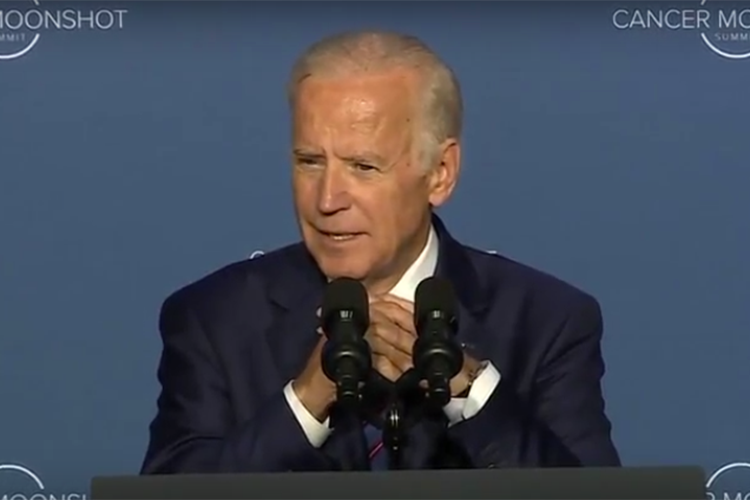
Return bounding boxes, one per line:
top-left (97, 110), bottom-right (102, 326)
top-left (320, 278), bottom-right (372, 409)
top-left (413, 277), bottom-right (464, 407)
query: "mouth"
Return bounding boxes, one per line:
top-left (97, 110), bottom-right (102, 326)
top-left (318, 230), bottom-right (365, 242)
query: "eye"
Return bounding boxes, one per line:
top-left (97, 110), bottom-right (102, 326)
top-left (354, 162), bottom-right (377, 172)
top-left (297, 157), bottom-right (320, 167)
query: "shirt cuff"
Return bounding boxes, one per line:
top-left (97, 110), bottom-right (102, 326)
top-left (283, 380), bottom-right (332, 448)
top-left (442, 361), bottom-right (502, 427)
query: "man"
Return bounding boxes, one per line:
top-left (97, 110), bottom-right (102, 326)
top-left (141, 30), bottom-right (620, 473)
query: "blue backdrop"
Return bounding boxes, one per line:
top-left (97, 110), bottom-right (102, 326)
top-left (1, 1), bottom-right (748, 498)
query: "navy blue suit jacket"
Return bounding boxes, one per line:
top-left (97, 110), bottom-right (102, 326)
top-left (141, 217), bottom-right (620, 473)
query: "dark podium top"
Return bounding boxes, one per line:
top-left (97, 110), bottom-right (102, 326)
top-left (92, 466), bottom-right (706, 500)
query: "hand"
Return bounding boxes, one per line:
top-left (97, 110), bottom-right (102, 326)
top-left (449, 354), bottom-right (484, 397)
top-left (292, 328), bottom-right (336, 422)
top-left (365, 296), bottom-right (484, 394)
top-left (366, 294), bottom-right (417, 382)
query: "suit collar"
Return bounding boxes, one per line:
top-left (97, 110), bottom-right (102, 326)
top-left (431, 214), bottom-right (490, 315)
top-left (267, 243), bottom-right (327, 312)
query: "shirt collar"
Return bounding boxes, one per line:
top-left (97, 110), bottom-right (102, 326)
top-left (388, 224), bottom-right (439, 302)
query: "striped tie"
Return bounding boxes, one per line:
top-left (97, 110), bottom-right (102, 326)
top-left (363, 421), bottom-right (387, 470)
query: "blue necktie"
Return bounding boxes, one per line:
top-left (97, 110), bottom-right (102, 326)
top-left (363, 421), bottom-right (387, 470)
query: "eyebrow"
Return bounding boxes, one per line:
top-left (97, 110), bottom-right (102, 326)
top-left (292, 149), bottom-right (387, 165)
top-left (340, 152), bottom-right (387, 165)
top-left (292, 148), bottom-right (324, 158)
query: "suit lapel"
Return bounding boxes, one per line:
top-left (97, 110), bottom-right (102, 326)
top-left (265, 244), bottom-right (368, 470)
top-left (266, 245), bottom-right (325, 384)
top-left (432, 215), bottom-right (491, 338)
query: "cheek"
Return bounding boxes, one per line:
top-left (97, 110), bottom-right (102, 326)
top-left (360, 193), bottom-right (412, 239)
top-left (292, 176), bottom-right (316, 210)
top-left (386, 183), bottom-right (431, 232)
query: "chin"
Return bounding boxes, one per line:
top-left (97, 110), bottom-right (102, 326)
top-left (315, 256), bottom-right (370, 282)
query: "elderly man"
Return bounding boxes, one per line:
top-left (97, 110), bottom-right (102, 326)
top-left (141, 30), bottom-right (620, 473)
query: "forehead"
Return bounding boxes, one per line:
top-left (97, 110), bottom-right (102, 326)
top-left (293, 70), bottom-right (419, 130)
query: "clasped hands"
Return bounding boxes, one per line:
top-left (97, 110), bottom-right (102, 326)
top-left (318, 294), bottom-right (478, 398)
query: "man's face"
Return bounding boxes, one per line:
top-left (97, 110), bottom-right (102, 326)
top-left (291, 69), bottom-right (456, 288)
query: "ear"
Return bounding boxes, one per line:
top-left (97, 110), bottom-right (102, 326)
top-left (428, 138), bottom-right (461, 208)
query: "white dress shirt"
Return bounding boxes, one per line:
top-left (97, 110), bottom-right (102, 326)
top-left (283, 225), bottom-right (502, 448)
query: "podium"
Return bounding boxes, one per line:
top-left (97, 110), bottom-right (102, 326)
top-left (92, 466), bottom-right (706, 500)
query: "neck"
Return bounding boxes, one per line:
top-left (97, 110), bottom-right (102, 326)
top-left (363, 222), bottom-right (432, 297)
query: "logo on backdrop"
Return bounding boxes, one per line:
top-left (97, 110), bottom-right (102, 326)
top-left (0, 463), bottom-right (86, 500)
top-left (0, 0), bottom-right (127, 61)
top-left (706, 462), bottom-right (750, 500)
top-left (612, 0), bottom-right (750, 60)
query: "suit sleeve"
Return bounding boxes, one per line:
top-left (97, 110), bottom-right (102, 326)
top-left (140, 294), bottom-right (332, 474)
top-left (446, 295), bottom-right (621, 468)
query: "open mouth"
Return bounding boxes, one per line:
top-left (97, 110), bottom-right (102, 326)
top-left (319, 231), bottom-right (364, 242)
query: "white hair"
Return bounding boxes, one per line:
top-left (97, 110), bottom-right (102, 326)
top-left (287, 30), bottom-right (463, 169)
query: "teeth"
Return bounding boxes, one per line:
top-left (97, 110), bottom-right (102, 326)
top-left (325, 233), bottom-right (357, 241)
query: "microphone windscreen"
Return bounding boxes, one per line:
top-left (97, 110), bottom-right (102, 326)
top-left (321, 277), bottom-right (369, 328)
top-left (415, 277), bottom-right (458, 327)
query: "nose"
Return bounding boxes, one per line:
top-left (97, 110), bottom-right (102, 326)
top-left (316, 164), bottom-right (351, 215)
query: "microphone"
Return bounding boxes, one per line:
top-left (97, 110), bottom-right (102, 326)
top-left (413, 277), bottom-right (464, 407)
top-left (320, 278), bottom-right (372, 409)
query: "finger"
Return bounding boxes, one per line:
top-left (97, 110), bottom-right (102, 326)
top-left (312, 333), bottom-right (327, 351)
top-left (316, 307), bottom-right (321, 317)
top-left (366, 329), bottom-right (400, 355)
top-left (366, 332), bottom-right (414, 370)
top-left (390, 349), bottom-right (414, 373)
top-left (380, 294), bottom-right (415, 314)
top-left (373, 355), bottom-right (402, 383)
top-left (366, 318), bottom-right (415, 355)
top-left (370, 301), bottom-right (416, 337)
top-left (316, 327), bottom-right (324, 336)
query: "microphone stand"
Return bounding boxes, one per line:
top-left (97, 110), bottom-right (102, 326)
top-left (381, 369), bottom-right (422, 470)
top-left (383, 396), bottom-right (403, 470)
